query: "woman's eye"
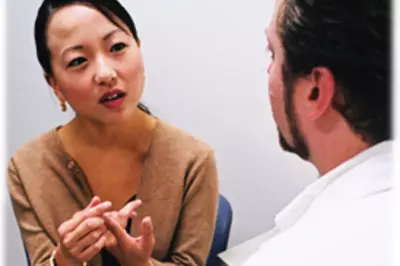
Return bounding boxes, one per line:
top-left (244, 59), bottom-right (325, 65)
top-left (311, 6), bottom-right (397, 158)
top-left (67, 57), bottom-right (87, 68)
top-left (110, 42), bottom-right (127, 52)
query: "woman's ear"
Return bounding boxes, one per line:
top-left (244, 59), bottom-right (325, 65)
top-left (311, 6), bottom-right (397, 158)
top-left (45, 73), bottom-right (65, 102)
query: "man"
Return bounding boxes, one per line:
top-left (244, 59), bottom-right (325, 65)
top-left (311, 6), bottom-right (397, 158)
top-left (244, 0), bottom-right (393, 265)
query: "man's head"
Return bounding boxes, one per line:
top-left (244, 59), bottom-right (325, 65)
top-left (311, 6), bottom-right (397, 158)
top-left (266, 0), bottom-right (391, 167)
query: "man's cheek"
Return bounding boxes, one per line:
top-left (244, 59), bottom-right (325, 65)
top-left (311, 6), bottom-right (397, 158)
top-left (269, 95), bottom-right (282, 123)
top-left (268, 79), bottom-right (281, 100)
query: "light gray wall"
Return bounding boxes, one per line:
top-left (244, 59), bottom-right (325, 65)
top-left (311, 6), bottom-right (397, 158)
top-left (6, 0), bottom-right (318, 264)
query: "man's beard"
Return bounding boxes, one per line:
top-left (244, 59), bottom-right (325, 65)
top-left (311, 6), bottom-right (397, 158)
top-left (278, 127), bottom-right (309, 160)
top-left (278, 129), bottom-right (296, 153)
top-left (278, 63), bottom-right (310, 160)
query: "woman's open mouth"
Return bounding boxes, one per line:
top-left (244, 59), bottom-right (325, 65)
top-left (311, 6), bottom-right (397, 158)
top-left (99, 89), bottom-right (126, 109)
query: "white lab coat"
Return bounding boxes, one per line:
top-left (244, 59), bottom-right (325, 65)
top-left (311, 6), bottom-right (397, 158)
top-left (243, 140), bottom-right (394, 266)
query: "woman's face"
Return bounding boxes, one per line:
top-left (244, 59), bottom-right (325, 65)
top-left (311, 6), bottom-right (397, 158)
top-left (46, 4), bottom-right (145, 124)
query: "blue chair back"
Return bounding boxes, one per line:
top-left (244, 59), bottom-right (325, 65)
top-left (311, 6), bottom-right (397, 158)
top-left (207, 194), bottom-right (233, 266)
top-left (24, 243), bottom-right (30, 266)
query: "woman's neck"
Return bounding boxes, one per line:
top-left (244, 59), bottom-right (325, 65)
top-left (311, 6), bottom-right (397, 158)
top-left (61, 108), bottom-right (157, 153)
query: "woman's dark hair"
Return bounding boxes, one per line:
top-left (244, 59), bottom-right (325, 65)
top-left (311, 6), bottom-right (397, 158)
top-left (34, 0), bottom-right (150, 114)
top-left (278, 0), bottom-right (390, 144)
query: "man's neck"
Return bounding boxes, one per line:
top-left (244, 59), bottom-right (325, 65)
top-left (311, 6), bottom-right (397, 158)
top-left (310, 134), bottom-right (370, 176)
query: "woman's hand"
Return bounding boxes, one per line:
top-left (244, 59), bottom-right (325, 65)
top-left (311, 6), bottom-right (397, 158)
top-left (103, 200), bottom-right (142, 252)
top-left (55, 196), bottom-right (113, 265)
top-left (103, 212), bottom-right (155, 266)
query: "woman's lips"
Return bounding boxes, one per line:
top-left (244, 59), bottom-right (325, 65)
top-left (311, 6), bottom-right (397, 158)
top-left (99, 89), bottom-right (126, 109)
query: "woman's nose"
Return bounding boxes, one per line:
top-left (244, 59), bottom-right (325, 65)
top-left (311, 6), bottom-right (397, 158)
top-left (93, 57), bottom-right (117, 86)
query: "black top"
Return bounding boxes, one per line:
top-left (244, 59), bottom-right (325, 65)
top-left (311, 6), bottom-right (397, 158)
top-left (100, 194), bottom-right (137, 265)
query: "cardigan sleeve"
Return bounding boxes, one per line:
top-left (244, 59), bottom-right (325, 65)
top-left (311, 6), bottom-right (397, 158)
top-left (150, 149), bottom-right (219, 266)
top-left (6, 158), bottom-right (59, 266)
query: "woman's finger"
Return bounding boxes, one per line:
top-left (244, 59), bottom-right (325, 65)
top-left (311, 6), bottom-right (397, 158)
top-left (86, 196), bottom-right (101, 209)
top-left (102, 212), bottom-right (120, 247)
top-left (63, 217), bottom-right (105, 248)
top-left (86, 201), bottom-right (113, 217)
top-left (104, 211), bottom-right (119, 220)
top-left (119, 199), bottom-right (142, 218)
top-left (73, 197), bottom-right (100, 219)
top-left (58, 201), bottom-right (112, 237)
top-left (104, 231), bottom-right (117, 247)
top-left (103, 213), bottom-right (129, 245)
top-left (104, 211), bottom-right (123, 226)
top-left (77, 234), bottom-right (108, 262)
top-left (68, 225), bottom-right (107, 255)
top-left (129, 211), bottom-right (138, 219)
top-left (140, 217), bottom-right (155, 251)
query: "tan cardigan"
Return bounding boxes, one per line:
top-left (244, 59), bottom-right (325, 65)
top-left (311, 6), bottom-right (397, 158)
top-left (7, 119), bottom-right (219, 266)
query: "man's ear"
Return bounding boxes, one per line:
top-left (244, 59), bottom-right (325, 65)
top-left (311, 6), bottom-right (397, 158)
top-left (45, 73), bottom-right (65, 102)
top-left (308, 67), bottom-right (335, 120)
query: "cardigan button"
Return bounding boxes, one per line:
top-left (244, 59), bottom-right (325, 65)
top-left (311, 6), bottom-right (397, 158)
top-left (67, 161), bottom-right (75, 169)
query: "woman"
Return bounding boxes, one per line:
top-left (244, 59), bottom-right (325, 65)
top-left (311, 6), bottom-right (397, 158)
top-left (7, 0), bottom-right (219, 265)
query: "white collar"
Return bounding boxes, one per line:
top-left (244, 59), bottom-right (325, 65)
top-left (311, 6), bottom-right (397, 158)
top-left (274, 140), bottom-right (393, 233)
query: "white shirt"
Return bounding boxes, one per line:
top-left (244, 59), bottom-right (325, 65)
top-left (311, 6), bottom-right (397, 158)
top-left (243, 140), bottom-right (394, 266)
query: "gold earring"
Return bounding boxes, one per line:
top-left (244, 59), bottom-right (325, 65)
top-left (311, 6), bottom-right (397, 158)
top-left (60, 101), bottom-right (67, 112)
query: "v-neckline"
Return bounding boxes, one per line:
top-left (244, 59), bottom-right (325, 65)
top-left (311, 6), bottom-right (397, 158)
top-left (50, 117), bottom-right (161, 209)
